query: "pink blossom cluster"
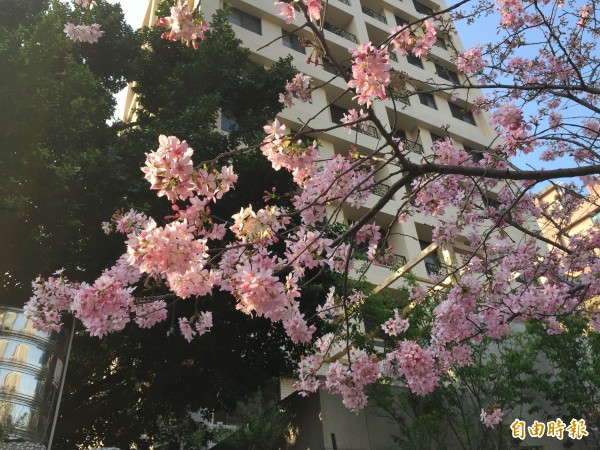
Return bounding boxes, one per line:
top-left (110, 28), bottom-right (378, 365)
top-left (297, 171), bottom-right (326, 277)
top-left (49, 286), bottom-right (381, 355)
top-left (126, 220), bottom-right (207, 278)
top-left (285, 228), bottom-right (335, 274)
top-left (325, 350), bottom-right (380, 410)
top-left (302, 0), bottom-right (323, 22)
top-left (261, 120), bottom-right (320, 185)
top-left (455, 45), bottom-right (488, 74)
top-left (25, 272), bottom-right (78, 333)
top-left (480, 408), bottom-right (503, 428)
top-left (102, 209), bottom-right (151, 235)
top-left (63, 23), bottom-right (104, 43)
top-left (157, 0), bottom-right (209, 49)
top-left (142, 135), bottom-right (237, 202)
top-left (348, 43), bottom-right (391, 107)
top-left (381, 309), bottom-right (409, 336)
top-left (389, 20), bottom-right (437, 58)
top-left (274, 0), bottom-right (322, 23)
top-left (75, 0), bottom-right (95, 8)
top-left (279, 73), bottom-right (312, 108)
top-left (274, 2), bottom-right (297, 24)
top-left (495, 0), bottom-right (529, 29)
top-left (340, 108), bottom-right (372, 134)
top-left (178, 312), bottom-right (213, 342)
top-left (71, 275), bottom-right (136, 337)
top-left (292, 154), bottom-right (376, 224)
top-left (132, 301), bottom-right (168, 329)
top-left (142, 135), bottom-right (196, 201)
top-left (489, 102), bottom-right (534, 155)
top-left (231, 205), bottom-right (289, 243)
top-left (383, 340), bottom-right (440, 396)
top-left (577, 4), bottom-right (594, 28)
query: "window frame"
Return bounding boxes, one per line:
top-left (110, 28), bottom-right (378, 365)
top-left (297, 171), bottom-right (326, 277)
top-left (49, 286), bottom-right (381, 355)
top-left (434, 63), bottom-right (460, 85)
top-left (281, 30), bottom-right (306, 54)
top-left (228, 7), bottom-right (262, 35)
top-left (418, 92), bottom-right (437, 109)
top-left (413, 0), bottom-right (434, 15)
top-left (434, 37), bottom-right (448, 50)
top-left (220, 114), bottom-right (239, 133)
top-left (406, 53), bottom-right (424, 69)
top-left (449, 103), bottom-right (476, 125)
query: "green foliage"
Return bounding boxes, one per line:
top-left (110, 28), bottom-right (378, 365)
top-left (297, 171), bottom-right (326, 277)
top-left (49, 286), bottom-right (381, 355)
top-left (0, 0), bottom-right (139, 304)
top-left (370, 322), bottom-right (600, 450)
top-left (227, 387), bottom-right (292, 450)
top-left (47, 5), bottom-right (305, 450)
top-left (0, 402), bottom-right (25, 442)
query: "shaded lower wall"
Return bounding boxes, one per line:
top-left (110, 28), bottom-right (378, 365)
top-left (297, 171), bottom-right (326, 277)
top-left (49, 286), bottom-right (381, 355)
top-left (283, 391), bottom-right (398, 450)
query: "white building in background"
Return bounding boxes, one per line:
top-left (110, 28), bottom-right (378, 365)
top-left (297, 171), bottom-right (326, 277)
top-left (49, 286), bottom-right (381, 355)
top-left (128, 0), bottom-right (500, 294)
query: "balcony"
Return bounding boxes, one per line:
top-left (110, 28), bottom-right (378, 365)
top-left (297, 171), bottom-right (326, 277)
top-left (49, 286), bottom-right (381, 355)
top-left (375, 254), bottom-right (408, 271)
top-left (425, 262), bottom-right (442, 277)
top-left (392, 130), bottom-right (423, 154)
top-left (362, 6), bottom-right (388, 24)
top-left (404, 140), bottom-right (423, 154)
top-left (371, 182), bottom-right (390, 196)
top-left (387, 89), bottom-right (410, 106)
top-left (324, 22), bottom-right (358, 43)
top-left (358, 125), bottom-right (379, 138)
top-left (331, 105), bottom-right (379, 138)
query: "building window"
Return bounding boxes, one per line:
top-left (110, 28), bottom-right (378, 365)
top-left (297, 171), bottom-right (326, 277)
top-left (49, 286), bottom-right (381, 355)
top-left (430, 132), bottom-right (444, 142)
top-left (330, 104), bottom-right (346, 123)
top-left (418, 92), bottom-right (437, 109)
top-left (282, 31), bottom-right (305, 54)
top-left (406, 54), bottom-right (423, 68)
top-left (434, 37), bottom-right (447, 50)
top-left (413, 0), bottom-right (434, 15)
top-left (419, 240), bottom-right (442, 276)
top-left (228, 7), bottom-right (262, 35)
top-left (323, 22), bottom-right (358, 43)
top-left (449, 103), bottom-right (476, 125)
top-left (463, 146), bottom-right (485, 163)
top-left (434, 63), bottom-right (460, 85)
top-left (395, 15), bottom-right (409, 27)
top-left (221, 115), bottom-right (238, 132)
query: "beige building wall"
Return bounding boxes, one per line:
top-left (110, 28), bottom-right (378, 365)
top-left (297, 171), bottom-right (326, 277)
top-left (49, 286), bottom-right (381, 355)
top-left (537, 183), bottom-right (600, 246)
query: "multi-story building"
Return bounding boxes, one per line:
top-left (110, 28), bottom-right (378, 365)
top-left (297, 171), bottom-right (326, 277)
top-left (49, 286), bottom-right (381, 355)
top-left (126, 1), bottom-right (573, 449)
top-left (129, 0), bottom-right (499, 292)
top-left (0, 307), bottom-right (73, 448)
top-left (537, 183), bottom-right (600, 247)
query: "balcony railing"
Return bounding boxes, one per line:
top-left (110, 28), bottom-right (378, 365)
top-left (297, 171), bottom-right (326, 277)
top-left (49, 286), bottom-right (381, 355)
top-left (324, 22), bottom-right (358, 43)
top-left (388, 89), bottom-right (410, 106)
top-left (355, 124), bottom-right (379, 138)
top-left (404, 139), bottom-right (423, 154)
top-left (370, 182), bottom-right (390, 196)
top-left (376, 254), bottom-right (408, 271)
top-left (425, 262), bottom-right (442, 276)
top-left (362, 6), bottom-right (388, 23)
top-left (389, 52), bottom-right (398, 62)
top-left (336, 0), bottom-right (351, 5)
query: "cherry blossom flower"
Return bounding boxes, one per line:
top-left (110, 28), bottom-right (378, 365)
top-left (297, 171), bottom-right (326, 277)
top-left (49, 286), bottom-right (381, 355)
top-left (64, 23), bottom-right (104, 43)
top-left (157, 0), bottom-right (209, 49)
top-left (348, 43), bottom-right (391, 107)
top-left (456, 45), bottom-right (488, 74)
top-left (275, 1), bottom-right (296, 24)
top-left (480, 408), bottom-right (503, 428)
